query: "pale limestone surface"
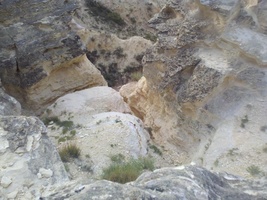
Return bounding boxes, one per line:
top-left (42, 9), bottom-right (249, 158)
top-left (42, 87), bottom-right (150, 177)
top-left (42, 86), bottom-right (130, 124)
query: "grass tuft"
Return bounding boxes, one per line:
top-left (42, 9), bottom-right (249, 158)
top-left (149, 144), bottom-right (162, 156)
top-left (246, 165), bottom-right (262, 176)
top-left (59, 142), bottom-right (81, 162)
top-left (102, 157), bottom-right (154, 183)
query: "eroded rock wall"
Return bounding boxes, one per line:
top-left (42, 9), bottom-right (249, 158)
top-left (0, 0), bottom-right (107, 113)
top-left (122, 0), bottom-right (267, 175)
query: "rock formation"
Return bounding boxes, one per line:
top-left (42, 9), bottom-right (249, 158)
top-left (0, 0), bottom-right (107, 113)
top-left (0, 0), bottom-right (162, 113)
top-left (41, 87), bottom-right (150, 177)
top-left (1, 0), bottom-right (267, 199)
top-left (0, 88), bottom-right (68, 199)
top-left (43, 165), bottom-right (267, 199)
top-left (121, 0), bottom-right (267, 176)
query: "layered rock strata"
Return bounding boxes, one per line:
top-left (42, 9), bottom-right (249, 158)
top-left (0, 0), bottom-right (107, 113)
top-left (121, 0), bottom-right (267, 176)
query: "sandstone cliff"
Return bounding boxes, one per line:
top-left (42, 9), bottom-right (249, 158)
top-left (0, 0), bottom-right (165, 113)
top-left (121, 0), bottom-right (267, 176)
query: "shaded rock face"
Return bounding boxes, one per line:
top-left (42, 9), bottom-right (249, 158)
top-left (0, 0), bottom-right (107, 113)
top-left (123, 0), bottom-right (267, 175)
top-left (44, 165), bottom-right (267, 200)
top-left (0, 80), bottom-right (21, 116)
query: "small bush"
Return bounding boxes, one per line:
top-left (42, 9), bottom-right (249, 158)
top-left (149, 144), bottom-right (162, 156)
top-left (214, 159), bottom-right (219, 167)
top-left (110, 154), bottom-right (125, 164)
top-left (42, 117), bottom-right (60, 126)
top-left (246, 165), bottom-right (262, 176)
top-left (70, 130), bottom-right (76, 136)
top-left (59, 143), bottom-right (81, 162)
top-left (144, 33), bottom-right (157, 42)
top-left (102, 157), bottom-right (154, 183)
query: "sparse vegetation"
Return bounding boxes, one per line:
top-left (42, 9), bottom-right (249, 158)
top-left (214, 159), bottom-right (219, 167)
top-left (42, 116), bottom-right (60, 126)
top-left (58, 137), bottom-right (66, 143)
top-left (42, 117), bottom-right (74, 129)
top-left (70, 130), bottom-right (76, 136)
top-left (246, 165), bottom-right (262, 176)
top-left (59, 142), bottom-right (81, 162)
top-left (241, 115), bottom-right (249, 128)
top-left (227, 148), bottom-right (238, 156)
top-left (149, 144), bottom-right (162, 156)
top-left (85, 0), bottom-right (125, 26)
top-left (144, 33), bottom-right (157, 42)
top-left (110, 154), bottom-right (125, 164)
top-left (263, 147), bottom-right (267, 153)
top-left (102, 157), bottom-right (154, 183)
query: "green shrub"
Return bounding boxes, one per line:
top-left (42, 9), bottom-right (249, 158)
top-left (144, 33), bottom-right (157, 42)
top-left (246, 165), bottom-right (262, 176)
top-left (102, 157), bottom-right (154, 183)
top-left (59, 143), bottom-right (81, 162)
top-left (70, 130), bottom-right (76, 136)
top-left (42, 116), bottom-right (60, 126)
top-left (149, 144), bottom-right (162, 156)
top-left (110, 154), bottom-right (125, 164)
top-left (42, 117), bottom-right (74, 130)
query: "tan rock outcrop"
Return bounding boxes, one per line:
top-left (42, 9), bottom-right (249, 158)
top-left (123, 0), bottom-right (267, 176)
top-left (24, 54), bottom-right (107, 114)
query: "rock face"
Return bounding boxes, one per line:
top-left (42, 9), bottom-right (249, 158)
top-left (44, 165), bottom-right (267, 199)
top-left (0, 88), bottom-right (68, 199)
top-left (0, 80), bottom-right (21, 116)
top-left (121, 0), bottom-right (267, 176)
top-left (41, 87), bottom-right (150, 177)
top-left (42, 86), bottom-right (131, 124)
top-left (0, 0), bottom-right (107, 113)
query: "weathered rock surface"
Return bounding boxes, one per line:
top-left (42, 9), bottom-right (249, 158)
top-left (41, 87), bottom-right (151, 177)
top-left (0, 115), bottom-right (68, 199)
top-left (84, 31), bottom-right (152, 87)
top-left (0, 85), bottom-right (68, 199)
top-left (43, 165), bottom-right (267, 199)
top-left (42, 86), bottom-right (131, 124)
top-left (0, 0), bottom-right (107, 113)
top-left (0, 0), bottom-right (166, 113)
top-left (0, 80), bottom-right (21, 116)
top-left (122, 0), bottom-right (267, 176)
